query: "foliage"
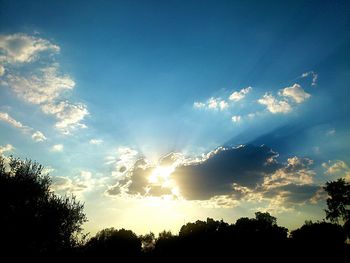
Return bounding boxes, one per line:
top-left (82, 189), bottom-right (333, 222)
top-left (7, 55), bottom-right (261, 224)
top-left (0, 156), bottom-right (87, 257)
top-left (324, 178), bottom-right (350, 223)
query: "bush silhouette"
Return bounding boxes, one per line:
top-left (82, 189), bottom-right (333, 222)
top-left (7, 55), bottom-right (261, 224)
top-left (0, 156), bottom-right (86, 258)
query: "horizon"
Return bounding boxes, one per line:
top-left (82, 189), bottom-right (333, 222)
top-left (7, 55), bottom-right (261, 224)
top-left (1, 0), bottom-right (350, 235)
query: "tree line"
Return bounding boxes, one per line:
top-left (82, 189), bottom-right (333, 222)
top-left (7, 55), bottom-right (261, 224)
top-left (0, 156), bottom-right (349, 260)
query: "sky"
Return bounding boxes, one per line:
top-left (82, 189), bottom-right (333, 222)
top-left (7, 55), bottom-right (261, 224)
top-left (1, 0), bottom-right (350, 235)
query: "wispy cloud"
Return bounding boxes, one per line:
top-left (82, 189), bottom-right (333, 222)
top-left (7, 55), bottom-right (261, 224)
top-left (0, 111), bottom-right (28, 130)
top-left (51, 144), bottom-right (63, 152)
top-left (0, 65), bottom-right (4, 76)
top-left (301, 71), bottom-right (318, 86)
top-left (322, 160), bottom-right (350, 180)
top-left (193, 97), bottom-right (228, 111)
top-left (0, 111), bottom-right (47, 142)
top-left (0, 33), bottom-right (88, 134)
top-left (229, 86), bottom-right (252, 102)
top-left (0, 33), bottom-right (59, 64)
top-left (231, 115), bottom-right (241, 122)
top-left (89, 139), bottom-right (103, 145)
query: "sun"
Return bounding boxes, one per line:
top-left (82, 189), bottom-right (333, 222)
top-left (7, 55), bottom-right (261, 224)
top-left (147, 165), bottom-right (181, 198)
top-left (148, 165), bottom-right (175, 185)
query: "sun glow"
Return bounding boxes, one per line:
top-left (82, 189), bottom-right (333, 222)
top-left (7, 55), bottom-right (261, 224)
top-left (147, 165), bottom-right (180, 198)
top-left (148, 165), bottom-right (175, 185)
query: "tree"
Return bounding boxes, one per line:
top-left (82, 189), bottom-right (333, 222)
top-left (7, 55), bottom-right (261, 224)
top-left (84, 228), bottom-right (141, 259)
top-left (290, 221), bottom-right (346, 246)
top-left (324, 178), bottom-right (350, 224)
top-left (0, 156), bottom-right (87, 257)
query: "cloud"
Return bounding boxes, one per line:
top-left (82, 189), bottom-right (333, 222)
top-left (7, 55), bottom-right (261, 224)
top-left (105, 147), bottom-right (139, 176)
top-left (322, 160), bottom-right (350, 180)
top-left (258, 93), bottom-right (292, 114)
top-left (0, 111), bottom-right (47, 141)
top-left (193, 102), bottom-right (205, 109)
top-left (326, 129), bottom-right (336, 136)
top-left (105, 148), bottom-right (182, 198)
top-left (279, 84), bottom-right (311, 103)
top-left (229, 86), bottom-right (252, 102)
top-left (6, 66), bottom-right (75, 104)
top-left (172, 145), bottom-right (280, 200)
top-left (104, 144), bottom-right (321, 212)
top-left (1, 33), bottom-right (88, 134)
top-left (232, 115), bottom-right (241, 122)
top-left (261, 157), bottom-right (315, 190)
top-left (193, 86), bottom-right (252, 112)
top-left (89, 139), bottom-right (103, 145)
top-left (0, 33), bottom-right (59, 64)
top-left (52, 170), bottom-right (109, 198)
top-left (0, 111), bottom-right (27, 130)
top-left (0, 144), bottom-right (14, 154)
top-left (51, 144), bottom-right (63, 152)
top-left (41, 101), bottom-right (88, 134)
top-left (193, 97), bottom-right (228, 111)
top-left (0, 65), bottom-right (4, 76)
top-left (31, 131), bottom-right (47, 142)
top-left (301, 71), bottom-right (318, 86)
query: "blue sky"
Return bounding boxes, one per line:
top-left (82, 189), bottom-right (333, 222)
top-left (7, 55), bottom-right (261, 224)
top-left (1, 0), bottom-right (350, 234)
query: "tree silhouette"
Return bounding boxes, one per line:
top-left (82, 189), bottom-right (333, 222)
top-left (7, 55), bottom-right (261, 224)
top-left (0, 156), bottom-right (86, 258)
top-left (324, 179), bottom-right (350, 222)
top-left (84, 228), bottom-right (141, 259)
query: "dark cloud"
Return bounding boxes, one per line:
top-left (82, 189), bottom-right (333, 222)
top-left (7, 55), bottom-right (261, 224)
top-left (173, 145), bottom-right (280, 200)
top-left (105, 144), bottom-right (322, 211)
top-left (148, 185), bottom-right (172, 196)
top-left (262, 184), bottom-right (321, 205)
top-left (128, 159), bottom-right (151, 195)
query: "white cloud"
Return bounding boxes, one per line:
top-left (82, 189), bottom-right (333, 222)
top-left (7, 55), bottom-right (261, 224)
top-left (106, 147), bottom-right (139, 178)
top-left (0, 33), bottom-right (59, 63)
top-left (193, 102), bottom-right (205, 109)
top-left (279, 84), bottom-right (310, 103)
top-left (0, 111), bottom-right (48, 141)
top-left (51, 170), bottom-right (108, 198)
top-left (258, 93), bottom-right (292, 114)
top-left (326, 129), bottom-right (336, 136)
top-left (194, 97), bottom-right (228, 111)
top-left (229, 86), bottom-right (252, 102)
top-left (89, 139), bottom-right (103, 145)
top-left (301, 71), bottom-right (318, 86)
top-left (31, 131), bottom-right (47, 142)
top-left (0, 65), bottom-right (4, 76)
top-left (0, 144), bottom-right (14, 154)
top-left (6, 66), bottom-right (75, 104)
top-left (41, 101), bottom-right (88, 134)
top-left (219, 100), bottom-right (229, 110)
top-left (231, 115), bottom-right (241, 122)
top-left (1, 33), bottom-right (88, 135)
top-left (208, 97), bottom-right (219, 109)
top-left (51, 144), bottom-right (63, 152)
top-left (322, 160), bottom-right (349, 175)
top-left (0, 111), bottom-right (27, 129)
